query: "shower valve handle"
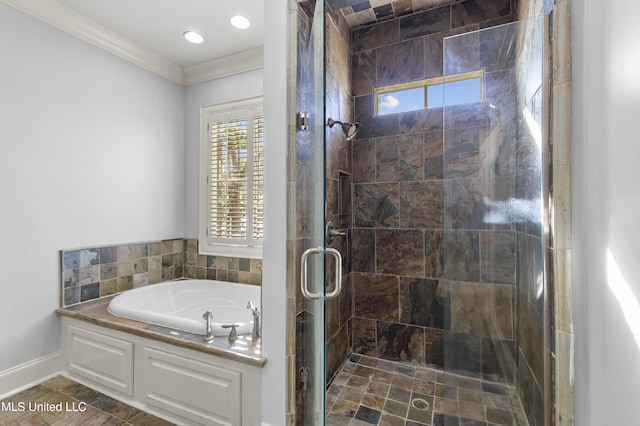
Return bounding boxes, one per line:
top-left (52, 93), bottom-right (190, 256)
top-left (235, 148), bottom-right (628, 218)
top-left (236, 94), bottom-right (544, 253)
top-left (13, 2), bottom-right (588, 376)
top-left (325, 221), bottom-right (346, 244)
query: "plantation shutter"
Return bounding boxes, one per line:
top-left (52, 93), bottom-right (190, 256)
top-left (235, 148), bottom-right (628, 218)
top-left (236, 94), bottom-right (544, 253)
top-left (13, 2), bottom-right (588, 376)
top-left (207, 106), bottom-right (264, 248)
top-left (252, 114), bottom-right (264, 240)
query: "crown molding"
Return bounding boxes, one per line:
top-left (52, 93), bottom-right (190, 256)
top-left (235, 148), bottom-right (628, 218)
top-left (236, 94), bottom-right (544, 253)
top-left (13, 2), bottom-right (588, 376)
top-left (1, 0), bottom-right (264, 86)
top-left (183, 47), bottom-right (264, 86)
top-left (0, 0), bottom-right (184, 84)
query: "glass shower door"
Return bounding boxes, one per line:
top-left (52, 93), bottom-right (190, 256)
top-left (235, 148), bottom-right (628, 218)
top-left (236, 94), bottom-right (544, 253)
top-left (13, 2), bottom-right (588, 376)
top-left (441, 18), bottom-right (549, 425)
top-left (294, 0), bottom-right (329, 424)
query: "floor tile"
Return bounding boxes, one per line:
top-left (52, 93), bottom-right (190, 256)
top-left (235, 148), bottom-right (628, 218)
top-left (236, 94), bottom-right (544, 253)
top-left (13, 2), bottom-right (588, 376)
top-left (332, 398), bottom-right (360, 418)
top-left (128, 411), bottom-right (176, 425)
top-left (367, 380), bottom-right (390, 397)
top-left (388, 386), bottom-right (411, 403)
top-left (379, 412), bottom-right (405, 426)
top-left (328, 413), bottom-right (353, 425)
top-left (91, 393), bottom-right (141, 422)
top-left (355, 405), bottom-right (382, 424)
top-left (486, 406), bottom-right (515, 425)
top-left (1, 375), bottom-right (176, 426)
top-left (383, 399), bottom-right (409, 418)
top-left (362, 393), bottom-right (387, 410)
top-left (327, 354), bottom-right (530, 426)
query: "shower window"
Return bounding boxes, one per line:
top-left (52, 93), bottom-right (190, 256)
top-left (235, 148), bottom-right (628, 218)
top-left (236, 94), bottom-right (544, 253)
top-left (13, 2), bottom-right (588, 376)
top-left (375, 70), bottom-right (483, 115)
top-left (199, 97), bottom-right (264, 258)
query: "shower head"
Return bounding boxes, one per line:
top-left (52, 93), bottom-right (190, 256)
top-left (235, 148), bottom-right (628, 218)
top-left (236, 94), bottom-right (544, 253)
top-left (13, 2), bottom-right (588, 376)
top-left (327, 118), bottom-right (359, 141)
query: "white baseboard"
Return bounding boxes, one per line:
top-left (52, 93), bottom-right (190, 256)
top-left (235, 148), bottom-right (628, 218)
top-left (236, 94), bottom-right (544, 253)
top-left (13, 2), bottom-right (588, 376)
top-left (0, 352), bottom-right (63, 400)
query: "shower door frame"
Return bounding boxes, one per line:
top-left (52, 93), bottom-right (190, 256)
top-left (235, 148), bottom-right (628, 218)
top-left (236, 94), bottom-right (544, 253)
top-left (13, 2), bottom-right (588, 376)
top-left (292, 0), bottom-right (331, 424)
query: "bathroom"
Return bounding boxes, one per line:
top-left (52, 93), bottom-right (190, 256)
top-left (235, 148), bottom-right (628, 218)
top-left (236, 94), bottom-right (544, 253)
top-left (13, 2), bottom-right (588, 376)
top-left (0, 0), bottom-right (639, 425)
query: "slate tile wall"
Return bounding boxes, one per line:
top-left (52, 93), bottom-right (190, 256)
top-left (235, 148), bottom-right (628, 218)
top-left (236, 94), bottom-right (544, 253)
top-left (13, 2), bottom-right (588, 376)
top-left (325, 5), bottom-right (355, 384)
top-left (60, 238), bottom-right (262, 307)
top-left (351, 0), bottom-right (519, 384)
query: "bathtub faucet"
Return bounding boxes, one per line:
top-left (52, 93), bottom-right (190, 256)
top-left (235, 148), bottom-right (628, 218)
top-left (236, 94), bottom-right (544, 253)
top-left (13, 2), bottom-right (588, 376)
top-left (247, 301), bottom-right (261, 338)
top-left (202, 310), bottom-right (215, 342)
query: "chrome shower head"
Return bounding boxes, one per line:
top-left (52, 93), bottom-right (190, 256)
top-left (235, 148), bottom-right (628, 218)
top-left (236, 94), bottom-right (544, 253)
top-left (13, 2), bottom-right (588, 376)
top-left (327, 118), bottom-right (359, 141)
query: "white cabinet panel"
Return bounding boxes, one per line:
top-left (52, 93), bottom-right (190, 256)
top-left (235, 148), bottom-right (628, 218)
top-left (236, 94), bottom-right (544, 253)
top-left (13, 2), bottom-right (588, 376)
top-left (142, 347), bottom-right (241, 425)
top-left (61, 318), bottom-right (261, 425)
top-left (67, 325), bottom-right (134, 396)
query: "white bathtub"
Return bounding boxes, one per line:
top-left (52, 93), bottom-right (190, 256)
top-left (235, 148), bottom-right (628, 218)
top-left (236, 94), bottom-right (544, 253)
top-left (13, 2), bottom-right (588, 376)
top-left (107, 279), bottom-right (260, 336)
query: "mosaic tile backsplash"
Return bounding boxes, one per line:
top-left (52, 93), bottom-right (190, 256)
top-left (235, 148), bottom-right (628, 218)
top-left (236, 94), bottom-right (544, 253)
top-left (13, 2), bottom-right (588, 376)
top-left (61, 238), bottom-right (262, 307)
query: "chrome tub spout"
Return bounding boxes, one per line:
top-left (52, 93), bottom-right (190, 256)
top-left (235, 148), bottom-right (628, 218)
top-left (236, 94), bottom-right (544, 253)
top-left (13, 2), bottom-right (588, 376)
top-left (202, 310), bottom-right (215, 342)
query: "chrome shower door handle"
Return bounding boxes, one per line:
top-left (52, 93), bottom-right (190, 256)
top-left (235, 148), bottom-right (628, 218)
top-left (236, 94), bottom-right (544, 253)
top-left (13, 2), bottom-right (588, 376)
top-left (300, 246), bottom-right (343, 300)
top-left (301, 247), bottom-right (323, 300)
top-left (325, 247), bottom-right (342, 299)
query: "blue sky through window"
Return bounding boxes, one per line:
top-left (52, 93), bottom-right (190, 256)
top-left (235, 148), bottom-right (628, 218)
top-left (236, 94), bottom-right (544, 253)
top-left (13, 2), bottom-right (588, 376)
top-left (442, 77), bottom-right (482, 106)
top-left (377, 87), bottom-right (424, 115)
top-left (377, 75), bottom-right (482, 115)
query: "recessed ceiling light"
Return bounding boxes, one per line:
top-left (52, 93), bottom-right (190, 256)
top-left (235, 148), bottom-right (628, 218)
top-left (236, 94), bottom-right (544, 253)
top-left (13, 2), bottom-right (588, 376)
top-left (183, 31), bottom-right (204, 44)
top-left (230, 15), bottom-right (251, 30)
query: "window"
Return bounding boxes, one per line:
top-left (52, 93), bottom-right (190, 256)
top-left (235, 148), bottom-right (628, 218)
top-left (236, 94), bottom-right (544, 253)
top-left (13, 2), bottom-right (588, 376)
top-left (200, 97), bottom-right (263, 258)
top-left (375, 70), bottom-right (483, 115)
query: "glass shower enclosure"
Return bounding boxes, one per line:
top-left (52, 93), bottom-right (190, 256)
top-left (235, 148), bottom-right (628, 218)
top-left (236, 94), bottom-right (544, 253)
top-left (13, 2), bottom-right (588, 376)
top-left (441, 17), bottom-right (549, 426)
top-left (291, 1), bottom-right (549, 423)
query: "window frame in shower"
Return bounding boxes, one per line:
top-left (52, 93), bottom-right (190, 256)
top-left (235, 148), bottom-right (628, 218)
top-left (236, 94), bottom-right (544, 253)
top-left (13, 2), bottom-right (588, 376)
top-left (374, 69), bottom-right (484, 116)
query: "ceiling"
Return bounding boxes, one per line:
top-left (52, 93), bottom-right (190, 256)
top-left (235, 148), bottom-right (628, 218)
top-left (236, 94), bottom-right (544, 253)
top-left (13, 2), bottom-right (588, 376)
top-left (56, 0), bottom-right (264, 68)
top-left (332, 0), bottom-right (459, 28)
top-left (2, 0), bottom-right (462, 84)
top-left (0, 0), bottom-right (265, 84)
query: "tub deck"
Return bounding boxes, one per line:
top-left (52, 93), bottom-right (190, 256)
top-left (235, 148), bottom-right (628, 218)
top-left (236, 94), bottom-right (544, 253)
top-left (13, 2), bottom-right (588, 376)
top-left (56, 296), bottom-right (266, 368)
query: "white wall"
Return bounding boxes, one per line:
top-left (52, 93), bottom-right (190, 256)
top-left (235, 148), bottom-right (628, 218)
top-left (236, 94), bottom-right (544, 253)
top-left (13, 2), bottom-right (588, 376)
top-left (260, 0), bottom-right (289, 424)
top-left (0, 3), bottom-right (185, 372)
top-left (573, 0), bottom-right (640, 424)
top-left (183, 69), bottom-right (264, 238)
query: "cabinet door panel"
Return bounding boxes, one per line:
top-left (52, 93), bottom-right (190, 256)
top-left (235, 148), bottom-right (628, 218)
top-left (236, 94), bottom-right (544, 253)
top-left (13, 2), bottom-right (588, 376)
top-left (142, 347), bottom-right (241, 425)
top-left (67, 325), bottom-right (134, 396)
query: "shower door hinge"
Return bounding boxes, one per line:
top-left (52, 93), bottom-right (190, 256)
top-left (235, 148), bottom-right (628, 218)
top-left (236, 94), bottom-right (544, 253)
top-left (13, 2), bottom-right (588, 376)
top-left (299, 366), bottom-right (309, 391)
top-left (296, 112), bottom-right (309, 131)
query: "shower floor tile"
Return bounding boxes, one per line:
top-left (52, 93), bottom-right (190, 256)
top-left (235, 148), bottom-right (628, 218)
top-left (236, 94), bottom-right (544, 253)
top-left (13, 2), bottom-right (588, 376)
top-left (327, 354), bottom-right (529, 426)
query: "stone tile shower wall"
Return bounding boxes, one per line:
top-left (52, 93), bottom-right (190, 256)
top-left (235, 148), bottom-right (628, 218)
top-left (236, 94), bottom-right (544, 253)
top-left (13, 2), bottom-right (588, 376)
top-left (510, 13), bottom-right (547, 426)
top-left (61, 238), bottom-right (262, 307)
top-left (325, 5), bottom-right (354, 383)
top-left (350, 0), bottom-right (517, 382)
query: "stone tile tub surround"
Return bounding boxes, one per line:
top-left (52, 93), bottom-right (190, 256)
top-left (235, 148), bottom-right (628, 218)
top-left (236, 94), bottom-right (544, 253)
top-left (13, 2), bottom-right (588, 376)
top-left (61, 238), bottom-right (262, 307)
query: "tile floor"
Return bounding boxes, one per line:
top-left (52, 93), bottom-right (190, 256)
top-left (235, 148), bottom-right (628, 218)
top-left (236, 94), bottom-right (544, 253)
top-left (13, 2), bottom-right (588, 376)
top-left (327, 354), bottom-right (529, 426)
top-left (2, 360), bottom-right (530, 426)
top-left (0, 376), bottom-right (174, 426)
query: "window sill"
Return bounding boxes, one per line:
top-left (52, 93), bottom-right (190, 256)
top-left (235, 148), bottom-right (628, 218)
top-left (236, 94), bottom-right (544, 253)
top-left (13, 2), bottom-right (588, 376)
top-left (199, 243), bottom-right (262, 260)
